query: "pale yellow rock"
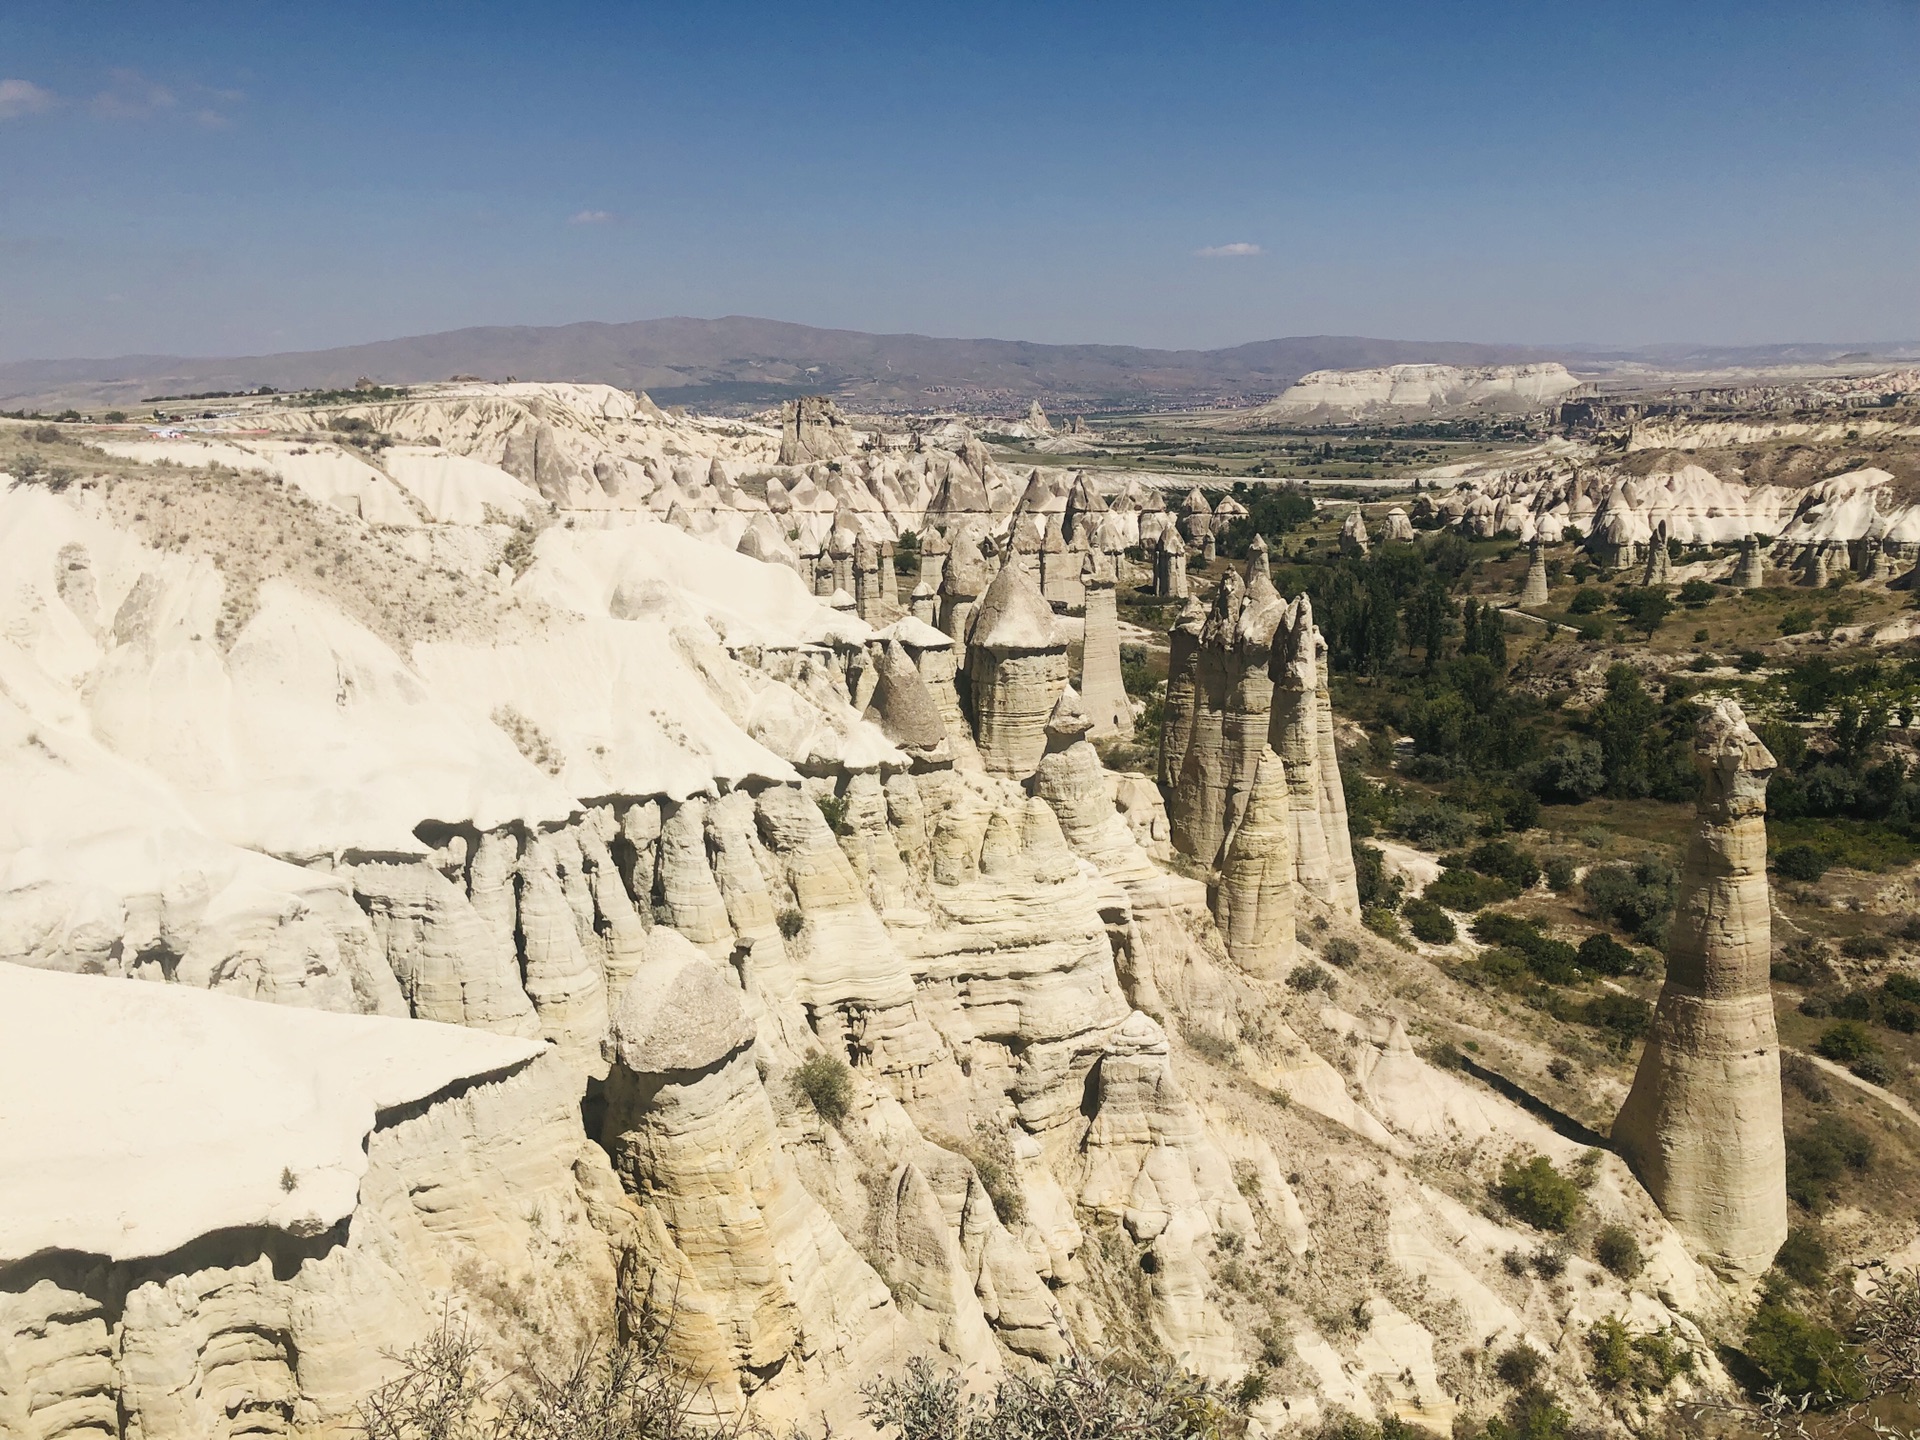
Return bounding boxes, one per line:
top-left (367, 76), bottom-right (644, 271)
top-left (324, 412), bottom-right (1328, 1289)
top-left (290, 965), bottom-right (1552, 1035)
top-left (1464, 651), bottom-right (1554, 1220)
top-left (1214, 747), bottom-right (1294, 977)
top-left (873, 1162), bottom-right (1000, 1368)
top-left (350, 861), bottom-right (540, 1037)
top-left (1519, 537), bottom-right (1549, 606)
top-left (969, 560), bottom-right (1068, 778)
top-left (1313, 633), bottom-right (1362, 916)
top-left (517, 834), bottom-right (611, 1079)
top-left (603, 933), bottom-right (900, 1388)
top-left (657, 796), bottom-right (734, 958)
top-left (1078, 557), bottom-right (1131, 737)
top-left (1613, 699), bottom-right (1787, 1278)
top-left (1074, 1011), bottom-right (1250, 1376)
top-left (1269, 598), bottom-right (1334, 904)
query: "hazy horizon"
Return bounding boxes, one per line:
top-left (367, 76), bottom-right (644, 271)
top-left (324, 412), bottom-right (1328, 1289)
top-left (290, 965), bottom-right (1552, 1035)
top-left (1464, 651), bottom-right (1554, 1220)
top-left (2, 0), bottom-right (1916, 363)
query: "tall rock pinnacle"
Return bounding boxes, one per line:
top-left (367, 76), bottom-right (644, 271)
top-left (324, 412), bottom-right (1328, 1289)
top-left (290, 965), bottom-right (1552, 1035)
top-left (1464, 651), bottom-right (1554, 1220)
top-left (1612, 699), bottom-right (1787, 1278)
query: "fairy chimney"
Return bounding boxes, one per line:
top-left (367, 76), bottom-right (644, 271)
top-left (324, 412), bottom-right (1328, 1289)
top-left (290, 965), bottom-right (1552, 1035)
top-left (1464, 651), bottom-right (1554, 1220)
top-left (1519, 537), bottom-right (1550, 606)
top-left (1612, 700), bottom-right (1787, 1279)
top-left (968, 560), bottom-right (1068, 778)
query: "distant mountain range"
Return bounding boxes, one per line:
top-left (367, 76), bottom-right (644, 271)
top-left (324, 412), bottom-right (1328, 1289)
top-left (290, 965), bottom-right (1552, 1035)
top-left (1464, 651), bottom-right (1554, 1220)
top-left (3, 315), bottom-right (1916, 415)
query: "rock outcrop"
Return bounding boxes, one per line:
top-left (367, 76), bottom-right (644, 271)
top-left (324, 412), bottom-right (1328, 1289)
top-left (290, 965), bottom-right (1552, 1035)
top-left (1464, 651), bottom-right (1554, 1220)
top-left (1612, 700), bottom-right (1787, 1278)
top-left (1078, 545), bottom-right (1131, 737)
top-left (778, 395), bottom-right (859, 466)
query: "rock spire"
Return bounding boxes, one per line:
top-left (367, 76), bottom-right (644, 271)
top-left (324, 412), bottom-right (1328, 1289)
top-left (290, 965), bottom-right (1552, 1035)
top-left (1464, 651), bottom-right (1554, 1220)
top-left (1518, 537), bottom-right (1549, 606)
top-left (1642, 520), bottom-right (1673, 586)
top-left (1612, 699), bottom-right (1787, 1278)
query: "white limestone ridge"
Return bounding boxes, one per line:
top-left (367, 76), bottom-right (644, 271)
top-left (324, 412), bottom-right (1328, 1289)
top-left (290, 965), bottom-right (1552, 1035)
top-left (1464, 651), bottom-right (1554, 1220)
top-left (1420, 459), bottom-right (1920, 577)
top-left (1240, 362), bottom-right (1582, 423)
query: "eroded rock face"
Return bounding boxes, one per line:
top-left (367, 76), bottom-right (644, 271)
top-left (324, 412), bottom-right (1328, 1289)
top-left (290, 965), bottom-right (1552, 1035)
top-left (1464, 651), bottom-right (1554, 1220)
top-left (778, 396), bottom-right (859, 466)
top-left (1612, 700), bottom-right (1787, 1278)
top-left (1213, 747), bottom-right (1294, 977)
top-left (602, 928), bottom-right (902, 1396)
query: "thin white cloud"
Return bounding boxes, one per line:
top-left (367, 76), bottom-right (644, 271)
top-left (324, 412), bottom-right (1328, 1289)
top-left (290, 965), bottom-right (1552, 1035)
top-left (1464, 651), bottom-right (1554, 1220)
top-left (0, 79), bottom-right (56, 119)
top-left (88, 69), bottom-right (243, 126)
top-left (91, 68), bottom-right (176, 120)
top-left (1196, 242), bottom-right (1262, 258)
top-left (569, 210), bottom-right (616, 226)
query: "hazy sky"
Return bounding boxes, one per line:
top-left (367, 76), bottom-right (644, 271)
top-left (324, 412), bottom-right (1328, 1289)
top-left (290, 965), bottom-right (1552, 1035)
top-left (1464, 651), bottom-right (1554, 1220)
top-left (1, 0), bottom-right (1916, 361)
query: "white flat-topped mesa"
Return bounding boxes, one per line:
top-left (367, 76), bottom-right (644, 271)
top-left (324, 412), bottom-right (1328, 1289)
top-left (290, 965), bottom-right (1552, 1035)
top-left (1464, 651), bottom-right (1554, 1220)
top-left (0, 964), bottom-right (543, 1266)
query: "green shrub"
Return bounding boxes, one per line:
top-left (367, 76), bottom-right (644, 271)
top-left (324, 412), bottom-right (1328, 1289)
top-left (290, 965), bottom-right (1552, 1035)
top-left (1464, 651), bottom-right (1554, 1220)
top-left (1494, 1343), bottom-right (1545, 1390)
top-left (1785, 1121), bottom-right (1875, 1211)
top-left (1466, 840), bottom-right (1540, 889)
top-left (1773, 1225), bottom-right (1830, 1288)
top-left (1814, 1020), bottom-right (1875, 1063)
top-left (1744, 1301), bottom-right (1865, 1403)
top-left (1354, 843), bottom-right (1404, 912)
top-left (1780, 607), bottom-right (1819, 636)
top-left (1403, 897), bottom-right (1456, 944)
top-left (1390, 799), bottom-right (1475, 851)
top-left (1576, 932), bottom-right (1642, 977)
top-left (776, 908), bottom-right (805, 940)
top-left (1542, 855), bottom-right (1575, 893)
top-left (1582, 857), bottom-right (1677, 946)
top-left (1774, 844), bottom-right (1830, 882)
top-left (1594, 1224), bottom-right (1643, 1279)
top-left (1580, 993), bottom-right (1652, 1051)
top-left (1851, 1053), bottom-right (1894, 1086)
top-left (1362, 906), bottom-right (1403, 941)
top-left (1287, 964), bottom-right (1334, 993)
top-left (815, 791), bottom-right (849, 833)
top-left (1496, 1155), bottom-right (1582, 1232)
top-left (1568, 587), bottom-right (1606, 614)
top-left (1428, 866), bottom-right (1517, 911)
top-left (1589, 1316), bottom-right (1635, 1389)
top-left (791, 1052), bottom-right (854, 1125)
top-left (954, 1125), bottom-right (1026, 1225)
top-left (1679, 578), bottom-right (1716, 606)
top-left (1322, 937), bottom-right (1359, 968)
top-left (866, 1353), bottom-right (1240, 1440)
top-left (1616, 588), bottom-right (1673, 632)
top-left (1472, 913), bottom-right (1579, 984)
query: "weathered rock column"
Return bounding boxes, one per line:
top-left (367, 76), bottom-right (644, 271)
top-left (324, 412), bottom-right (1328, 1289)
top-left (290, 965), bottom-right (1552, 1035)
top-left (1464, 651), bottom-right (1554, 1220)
top-left (937, 530), bottom-right (989, 674)
top-left (1340, 508), bottom-right (1371, 557)
top-left (1078, 548), bottom-right (1131, 737)
top-left (1312, 629), bottom-right (1361, 916)
top-left (1519, 537), bottom-right (1550, 606)
top-left (1268, 598), bottom-right (1333, 904)
top-left (854, 536), bottom-right (884, 620)
top-left (1612, 699), bottom-right (1787, 1279)
top-left (1154, 529), bottom-right (1188, 599)
top-left (1735, 535), bottom-right (1766, 590)
top-left (1213, 746), bottom-right (1295, 977)
top-left (968, 561), bottom-right (1068, 778)
top-left (1642, 520), bottom-right (1672, 586)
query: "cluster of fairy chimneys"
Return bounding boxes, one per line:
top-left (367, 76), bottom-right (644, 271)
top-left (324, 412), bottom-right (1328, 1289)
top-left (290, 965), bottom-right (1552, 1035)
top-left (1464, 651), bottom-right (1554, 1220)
top-left (1153, 540), bottom-right (1364, 976)
top-left (1138, 487), bottom-right (1252, 597)
top-left (1587, 518), bottom-right (1902, 592)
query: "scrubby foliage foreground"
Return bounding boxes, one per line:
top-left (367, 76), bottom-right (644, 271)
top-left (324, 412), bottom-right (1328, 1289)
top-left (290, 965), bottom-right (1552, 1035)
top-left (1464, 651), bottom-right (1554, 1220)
top-left (359, 1312), bottom-right (1247, 1440)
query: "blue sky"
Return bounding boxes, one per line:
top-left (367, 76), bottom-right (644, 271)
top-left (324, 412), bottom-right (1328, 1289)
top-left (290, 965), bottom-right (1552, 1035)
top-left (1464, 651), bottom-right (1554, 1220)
top-left (0, 0), bottom-right (1915, 360)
